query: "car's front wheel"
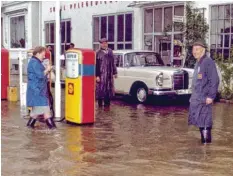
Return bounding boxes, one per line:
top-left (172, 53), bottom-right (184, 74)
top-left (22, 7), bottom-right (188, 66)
top-left (132, 85), bottom-right (148, 104)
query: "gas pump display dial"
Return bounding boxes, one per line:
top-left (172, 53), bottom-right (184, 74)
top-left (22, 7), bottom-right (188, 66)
top-left (66, 53), bottom-right (79, 78)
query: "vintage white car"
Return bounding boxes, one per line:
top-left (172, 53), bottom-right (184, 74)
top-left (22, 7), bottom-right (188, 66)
top-left (113, 50), bottom-right (194, 103)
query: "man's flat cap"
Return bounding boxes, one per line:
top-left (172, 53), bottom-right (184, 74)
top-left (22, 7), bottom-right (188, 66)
top-left (99, 38), bottom-right (108, 43)
top-left (192, 40), bottom-right (207, 48)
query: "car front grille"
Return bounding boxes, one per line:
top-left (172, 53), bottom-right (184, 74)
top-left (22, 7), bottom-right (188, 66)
top-left (173, 70), bottom-right (189, 90)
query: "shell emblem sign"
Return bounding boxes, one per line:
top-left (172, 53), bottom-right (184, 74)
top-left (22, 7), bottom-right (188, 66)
top-left (68, 83), bottom-right (74, 95)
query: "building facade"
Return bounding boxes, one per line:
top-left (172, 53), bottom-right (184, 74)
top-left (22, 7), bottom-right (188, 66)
top-left (1, 1), bottom-right (233, 72)
top-left (1, 1), bottom-right (40, 74)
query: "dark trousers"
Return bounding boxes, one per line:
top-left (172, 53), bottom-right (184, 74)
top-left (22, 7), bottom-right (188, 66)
top-left (98, 95), bottom-right (110, 107)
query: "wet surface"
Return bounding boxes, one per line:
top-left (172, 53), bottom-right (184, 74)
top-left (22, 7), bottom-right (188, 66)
top-left (2, 94), bottom-right (233, 176)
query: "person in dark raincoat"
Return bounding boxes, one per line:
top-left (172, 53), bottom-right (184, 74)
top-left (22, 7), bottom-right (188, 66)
top-left (96, 38), bottom-right (117, 108)
top-left (188, 41), bottom-right (219, 144)
top-left (26, 46), bottom-right (56, 129)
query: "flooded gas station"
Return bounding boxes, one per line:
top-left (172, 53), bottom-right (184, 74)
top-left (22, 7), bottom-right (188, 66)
top-left (1, 92), bottom-right (233, 176)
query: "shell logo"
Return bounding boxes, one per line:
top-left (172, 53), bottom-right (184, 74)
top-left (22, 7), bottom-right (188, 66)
top-left (68, 83), bottom-right (74, 95)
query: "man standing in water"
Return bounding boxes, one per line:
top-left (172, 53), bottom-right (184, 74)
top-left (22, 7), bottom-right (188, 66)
top-left (188, 41), bottom-right (219, 144)
top-left (96, 38), bottom-right (117, 108)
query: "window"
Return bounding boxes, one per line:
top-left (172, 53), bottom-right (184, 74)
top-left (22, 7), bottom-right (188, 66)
top-left (164, 7), bottom-right (172, 32)
top-left (93, 13), bottom-right (133, 50)
top-left (154, 8), bottom-right (162, 32)
top-left (125, 52), bottom-right (164, 67)
top-left (114, 54), bottom-right (123, 67)
top-left (10, 16), bottom-right (25, 48)
top-left (144, 9), bottom-right (153, 33)
top-left (143, 5), bottom-right (184, 55)
top-left (210, 4), bottom-right (233, 60)
top-left (44, 20), bottom-right (71, 64)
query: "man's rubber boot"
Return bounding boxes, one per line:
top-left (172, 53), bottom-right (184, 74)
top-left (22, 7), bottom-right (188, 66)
top-left (45, 117), bottom-right (57, 129)
top-left (27, 117), bottom-right (37, 128)
top-left (199, 127), bottom-right (212, 144)
top-left (98, 99), bottom-right (103, 107)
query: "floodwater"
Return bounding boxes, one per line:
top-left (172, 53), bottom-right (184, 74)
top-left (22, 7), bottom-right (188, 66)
top-left (1, 96), bottom-right (233, 176)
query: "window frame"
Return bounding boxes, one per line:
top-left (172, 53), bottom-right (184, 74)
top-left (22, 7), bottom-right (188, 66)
top-left (210, 3), bottom-right (233, 60)
top-left (92, 12), bottom-right (134, 50)
top-left (143, 3), bottom-right (185, 53)
top-left (44, 19), bottom-right (71, 54)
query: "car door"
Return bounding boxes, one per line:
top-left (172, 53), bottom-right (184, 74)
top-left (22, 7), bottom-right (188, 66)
top-left (113, 54), bottom-right (125, 93)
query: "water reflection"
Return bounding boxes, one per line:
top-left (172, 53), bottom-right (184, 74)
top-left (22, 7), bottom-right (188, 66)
top-left (1, 100), bottom-right (233, 176)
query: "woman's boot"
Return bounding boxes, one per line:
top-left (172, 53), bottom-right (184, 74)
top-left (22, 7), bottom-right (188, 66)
top-left (45, 117), bottom-right (57, 129)
top-left (27, 117), bottom-right (37, 128)
top-left (199, 127), bottom-right (212, 144)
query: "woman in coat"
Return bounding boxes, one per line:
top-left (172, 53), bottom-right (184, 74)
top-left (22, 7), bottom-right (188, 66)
top-left (26, 46), bottom-right (56, 129)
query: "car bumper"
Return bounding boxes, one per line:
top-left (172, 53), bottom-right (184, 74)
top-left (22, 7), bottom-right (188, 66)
top-left (149, 88), bottom-right (192, 96)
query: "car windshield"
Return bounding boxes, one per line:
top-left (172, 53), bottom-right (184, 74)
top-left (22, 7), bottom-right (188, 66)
top-left (125, 52), bottom-right (164, 67)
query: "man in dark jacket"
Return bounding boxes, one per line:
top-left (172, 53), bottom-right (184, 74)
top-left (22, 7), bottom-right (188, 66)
top-left (96, 38), bottom-right (117, 108)
top-left (188, 41), bottom-right (219, 144)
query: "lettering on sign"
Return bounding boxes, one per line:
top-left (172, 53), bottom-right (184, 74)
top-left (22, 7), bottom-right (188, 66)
top-left (49, 1), bottom-right (118, 13)
top-left (66, 53), bottom-right (79, 78)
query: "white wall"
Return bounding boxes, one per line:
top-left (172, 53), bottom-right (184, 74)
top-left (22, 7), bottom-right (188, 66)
top-left (31, 1), bottom-right (39, 48)
top-left (41, 1), bottom-right (143, 49)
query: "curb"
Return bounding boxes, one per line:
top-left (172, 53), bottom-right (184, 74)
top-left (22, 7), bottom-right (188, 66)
top-left (219, 99), bottom-right (233, 104)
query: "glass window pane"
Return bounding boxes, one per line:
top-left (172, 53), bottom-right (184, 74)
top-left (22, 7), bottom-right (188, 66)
top-left (108, 44), bottom-right (114, 50)
top-left (210, 49), bottom-right (216, 58)
top-left (125, 14), bottom-right (132, 42)
top-left (101, 16), bottom-right (107, 39)
top-left (174, 5), bottom-right (184, 16)
top-left (117, 44), bottom-right (124, 50)
top-left (45, 23), bottom-right (50, 43)
top-left (114, 54), bottom-right (123, 67)
top-left (211, 20), bottom-right (217, 34)
top-left (93, 17), bottom-right (100, 42)
top-left (93, 44), bottom-right (99, 51)
top-left (108, 16), bottom-right (114, 42)
top-left (231, 20), bottom-right (233, 33)
top-left (231, 4), bottom-right (233, 18)
top-left (217, 20), bottom-right (224, 34)
top-left (223, 49), bottom-right (229, 59)
top-left (231, 34), bottom-right (233, 48)
top-left (117, 15), bottom-right (124, 42)
top-left (217, 48), bottom-right (222, 56)
top-left (210, 35), bottom-right (216, 49)
top-left (61, 44), bottom-right (65, 55)
top-left (174, 34), bottom-right (183, 41)
top-left (211, 6), bottom-right (218, 20)
top-left (224, 20), bottom-right (231, 33)
top-left (217, 35), bottom-right (223, 47)
top-left (67, 21), bottom-right (71, 43)
top-left (164, 7), bottom-right (172, 32)
top-left (154, 8), bottom-right (162, 32)
top-left (10, 16), bottom-right (25, 48)
top-left (61, 22), bottom-right (65, 43)
top-left (225, 5), bottom-right (230, 19)
top-left (144, 9), bottom-right (153, 33)
top-left (125, 44), bottom-right (132, 49)
top-left (50, 23), bottom-right (54, 43)
top-left (224, 34), bottom-right (230, 47)
top-left (218, 5), bottom-right (224, 19)
top-left (144, 35), bottom-right (152, 50)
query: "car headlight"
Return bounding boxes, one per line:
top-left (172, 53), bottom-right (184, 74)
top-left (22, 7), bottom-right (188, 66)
top-left (156, 73), bottom-right (163, 86)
